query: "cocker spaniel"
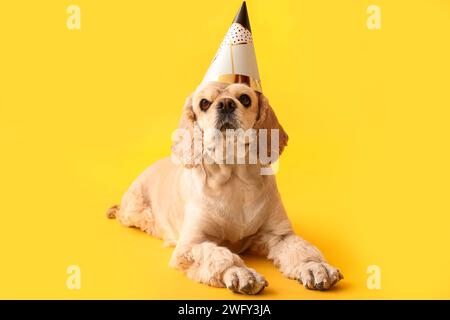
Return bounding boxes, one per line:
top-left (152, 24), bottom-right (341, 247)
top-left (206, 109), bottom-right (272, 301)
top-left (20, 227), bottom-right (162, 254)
top-left (107, 81), bottom-right (343, 294)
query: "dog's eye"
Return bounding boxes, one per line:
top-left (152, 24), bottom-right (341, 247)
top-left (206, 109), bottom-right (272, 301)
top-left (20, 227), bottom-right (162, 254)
top-left (238, 94), bottom-right (251, 107)
top-left (199, 99), bottom-right (211, 111)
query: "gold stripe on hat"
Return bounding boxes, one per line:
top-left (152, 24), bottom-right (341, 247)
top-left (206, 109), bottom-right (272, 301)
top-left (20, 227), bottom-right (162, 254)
top-left (216, 74), bottom-right (262, 93)
top-left (230, 45), bottom-right (235, 74)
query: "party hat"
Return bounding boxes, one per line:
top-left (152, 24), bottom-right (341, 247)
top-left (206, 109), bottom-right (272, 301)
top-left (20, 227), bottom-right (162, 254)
top-left (202, 1), bottom-right (262, 92)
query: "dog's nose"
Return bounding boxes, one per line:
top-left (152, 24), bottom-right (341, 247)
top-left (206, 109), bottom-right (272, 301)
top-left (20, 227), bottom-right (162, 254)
top-left (216, 98), bottom-right (236, 114)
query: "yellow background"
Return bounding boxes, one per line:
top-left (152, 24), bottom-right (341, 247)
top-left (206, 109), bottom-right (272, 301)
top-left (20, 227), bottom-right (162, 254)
top-left (1, 0), bottom-right (449, 299)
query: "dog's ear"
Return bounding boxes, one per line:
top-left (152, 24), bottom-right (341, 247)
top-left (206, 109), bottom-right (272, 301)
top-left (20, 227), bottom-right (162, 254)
top-left (254, 93), bottom-right (288, 163)
top-left (171, 95), bottom-right (202, 168)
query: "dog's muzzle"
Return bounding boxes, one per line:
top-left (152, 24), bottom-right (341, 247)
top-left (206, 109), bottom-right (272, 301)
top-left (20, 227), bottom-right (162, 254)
top-left (216, 98), bottom-right (239, 130)
top-left (216, 114), bottom-right (239, 131)
top-left (217, 98), bottom-right (236, 114)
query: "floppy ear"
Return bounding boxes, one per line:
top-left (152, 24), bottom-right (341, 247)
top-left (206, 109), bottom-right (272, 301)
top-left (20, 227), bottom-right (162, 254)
top-left (254, 94), bottom-right (288, 163)
top-left (171, 95), bottom-right (202, 168)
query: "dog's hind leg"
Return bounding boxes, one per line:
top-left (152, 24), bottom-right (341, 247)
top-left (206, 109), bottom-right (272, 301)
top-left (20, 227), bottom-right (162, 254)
top-left (107, 182), bottom-right (156, 236)
top-left (106, 205), bottom-right (120, 219)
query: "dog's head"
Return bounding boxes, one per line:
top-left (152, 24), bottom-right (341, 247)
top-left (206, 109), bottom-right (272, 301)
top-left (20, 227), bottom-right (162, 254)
top-left (172, 82), bottom-right (288, 167)
top-left (192, 82), bottom-right (260, 132)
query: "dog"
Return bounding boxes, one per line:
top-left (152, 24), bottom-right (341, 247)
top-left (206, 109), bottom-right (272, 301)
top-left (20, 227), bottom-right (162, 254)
top-left (107, 81), bottom-right (343, 294)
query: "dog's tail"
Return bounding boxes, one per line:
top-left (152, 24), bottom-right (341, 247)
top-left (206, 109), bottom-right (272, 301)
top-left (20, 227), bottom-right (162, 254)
top-left (106, 205), bottom-right (120, 219)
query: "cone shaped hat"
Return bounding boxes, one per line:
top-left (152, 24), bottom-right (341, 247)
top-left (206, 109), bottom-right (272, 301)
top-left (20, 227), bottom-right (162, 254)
top-left (202, 2), bottom-right (262, 92)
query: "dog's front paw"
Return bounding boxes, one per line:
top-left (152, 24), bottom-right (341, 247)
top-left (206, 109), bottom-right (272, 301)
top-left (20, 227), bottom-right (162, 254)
top-left (223, 266), bottom-right (268, 295)
top-left (297, 261), bottom-right (343, 291)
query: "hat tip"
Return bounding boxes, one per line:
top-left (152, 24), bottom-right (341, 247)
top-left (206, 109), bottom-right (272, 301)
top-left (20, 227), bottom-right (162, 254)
top-left (233, 1), bottom-right (251, 32)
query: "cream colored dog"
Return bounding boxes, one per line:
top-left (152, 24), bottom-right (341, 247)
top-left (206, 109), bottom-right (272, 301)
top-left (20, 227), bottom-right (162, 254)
top-left (107, 82), bottom-right (343, 294)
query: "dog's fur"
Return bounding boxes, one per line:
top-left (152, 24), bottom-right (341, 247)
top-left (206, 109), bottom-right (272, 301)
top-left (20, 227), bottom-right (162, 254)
top-left (107, 82), bottom-right (343, 294)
